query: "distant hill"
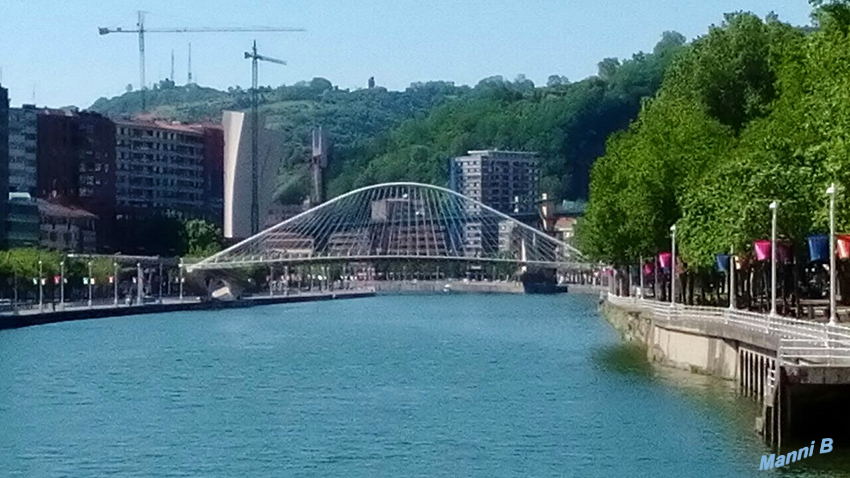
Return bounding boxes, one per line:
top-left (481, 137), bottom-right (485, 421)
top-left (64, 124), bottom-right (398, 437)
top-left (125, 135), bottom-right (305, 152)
top-left (89, 78), bottom-right (470, 203)
top-left (327, 32), bottom-right (688, 200)
top-left (90, 31), bottom-right (686, 204)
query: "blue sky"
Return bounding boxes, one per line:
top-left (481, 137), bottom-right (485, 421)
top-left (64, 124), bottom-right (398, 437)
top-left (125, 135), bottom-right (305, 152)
top-left (0, 0), bottom-right (814, 108)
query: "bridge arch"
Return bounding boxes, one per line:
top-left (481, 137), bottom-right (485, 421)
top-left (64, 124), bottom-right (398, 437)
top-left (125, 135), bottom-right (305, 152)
top-left (188, 182), bottom-right (586, 272)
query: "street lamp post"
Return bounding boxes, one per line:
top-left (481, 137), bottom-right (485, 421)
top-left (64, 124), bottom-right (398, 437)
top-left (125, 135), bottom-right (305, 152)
top-left (769, 201), bottom-right (778, 316)
top-left (113, 262), bottom-right (119, 306)
top-left (59, 260), bottom-right (65, 311)
top-left (87, 261), bottom-right (93, 308)
top-left (136, 263), bottom-right (143, 305)
top-left (670, 224), bottom-right (677, 306)
top-left (38, 260), bottom-right (43, 312)
top-left (827, 184), bottom-right (838, 325)
top-left (179, 259), bottom-right (184, 303)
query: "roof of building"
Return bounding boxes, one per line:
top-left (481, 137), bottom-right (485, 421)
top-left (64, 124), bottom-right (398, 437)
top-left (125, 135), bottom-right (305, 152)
top-left (556, 200), bottom-right (587, 216)
top-left (8, 192), bottom-right (34, 202)
top-left (37, 199), bottom-right (98, 220)
top-left (114, 118), bottom-right (206, 135)
top-left (554, 216), bottom-right (577, 229)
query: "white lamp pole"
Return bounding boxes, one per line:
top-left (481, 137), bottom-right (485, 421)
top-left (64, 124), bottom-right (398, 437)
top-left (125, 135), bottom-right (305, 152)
top-left (670, 224), bottom-right (677, 306)
top-left (827, 184), bottom-right (838, 325)
top-left (38, 260), bottom-right (43, 312)
top-left (59, 260), bottom-right (65, 311)
top-left (179, 259), bottom-right (184, 303)
top-left (769, 201), bottom-right (778, 316)
top-left (88, 261), bottom-right (93, 308)
top-left (113, 262), bottom-right (119, 306)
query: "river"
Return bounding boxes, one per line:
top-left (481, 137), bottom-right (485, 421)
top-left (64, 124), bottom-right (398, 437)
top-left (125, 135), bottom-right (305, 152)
top-left (0, 293), bottom-right (847, 477)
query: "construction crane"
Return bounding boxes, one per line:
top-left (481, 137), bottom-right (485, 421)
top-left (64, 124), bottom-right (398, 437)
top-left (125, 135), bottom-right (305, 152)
top-left (244, 41), bottom-right (286, 235)
top-left (98, 12), bottom-right (304, 111)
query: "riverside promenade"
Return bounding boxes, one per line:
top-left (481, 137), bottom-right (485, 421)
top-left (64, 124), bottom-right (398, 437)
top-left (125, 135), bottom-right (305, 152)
top-left (0, 288), bottom-right (376, 331)
top-left (604, 292), bottom-right (850, 449)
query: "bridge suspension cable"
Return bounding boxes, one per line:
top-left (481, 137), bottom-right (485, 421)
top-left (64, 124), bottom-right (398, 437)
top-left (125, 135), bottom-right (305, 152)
top-left (188, 182), bottom-right (586, 272)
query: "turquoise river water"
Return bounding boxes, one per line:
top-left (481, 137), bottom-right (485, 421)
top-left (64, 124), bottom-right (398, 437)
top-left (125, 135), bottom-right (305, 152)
top-left (1, 294), bottom-right (848, 477)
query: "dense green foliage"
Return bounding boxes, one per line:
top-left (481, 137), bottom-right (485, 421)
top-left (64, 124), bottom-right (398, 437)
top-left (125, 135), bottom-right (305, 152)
top-left (577, 3), bottom-right (850, 271)
top-left (328, 33), bottom-right (687, 199)
top-left (183, 219), bottom-right (224, 258)
top-left (91, 79), bottom-right (470, 202)
top-left (91, 34), bottom-right (686, 203)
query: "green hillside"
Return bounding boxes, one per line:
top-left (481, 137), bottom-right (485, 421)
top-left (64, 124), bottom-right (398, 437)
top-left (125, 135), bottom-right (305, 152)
top-left (90, 32), bottom-right (686, 204)
top-left (90, 79), bottom-right (470, 203)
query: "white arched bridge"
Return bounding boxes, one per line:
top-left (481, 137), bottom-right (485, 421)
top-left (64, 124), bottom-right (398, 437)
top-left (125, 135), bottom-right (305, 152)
top-left (188, 182), bottom-right (587, 272)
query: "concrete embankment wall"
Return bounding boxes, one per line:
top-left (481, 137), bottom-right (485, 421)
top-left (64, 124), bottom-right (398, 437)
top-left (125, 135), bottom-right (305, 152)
top-left (565, 284), bottom-right (607, 295)
top-left (359, 280), bottom-right (525, 295)
top-left (0, 290), bottom-right (375, 331)
top-left (601, 301), bottom-right (739, 380)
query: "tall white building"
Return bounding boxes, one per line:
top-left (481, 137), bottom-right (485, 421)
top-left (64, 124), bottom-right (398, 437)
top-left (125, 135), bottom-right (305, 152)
top-left (222, 111), bottom-right (284, 239)
top-left (8, 105), bottom-right (38, 194)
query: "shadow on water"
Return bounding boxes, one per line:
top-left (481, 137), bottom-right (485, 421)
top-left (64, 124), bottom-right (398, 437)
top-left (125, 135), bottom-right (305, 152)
top-left (591, 342), bottom-right (850, 476)
top-left (590, 342), bottom-right (654, 378)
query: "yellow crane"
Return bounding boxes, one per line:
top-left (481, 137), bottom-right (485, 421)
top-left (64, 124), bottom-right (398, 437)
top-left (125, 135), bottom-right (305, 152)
top-left (99, 12), bottom-right (304, 111)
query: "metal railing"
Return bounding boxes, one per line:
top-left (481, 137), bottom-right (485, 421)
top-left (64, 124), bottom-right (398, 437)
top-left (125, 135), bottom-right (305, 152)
top-left (606, 293), bottom-right (850, 367)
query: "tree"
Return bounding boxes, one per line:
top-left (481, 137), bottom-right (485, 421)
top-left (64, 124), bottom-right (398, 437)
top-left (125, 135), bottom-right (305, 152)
top-left (811, 0), bottom-right (850, 30)
top-left (597, 58), bottom-right (621, 80)
top-left (183, 219), bottom-right (223, 258)
top-left (654, 31), bottom-right (687, 54)
top-left (310, 77), bottom-right (333, 91)
top-left (547, 75), bottom-right (569, 87)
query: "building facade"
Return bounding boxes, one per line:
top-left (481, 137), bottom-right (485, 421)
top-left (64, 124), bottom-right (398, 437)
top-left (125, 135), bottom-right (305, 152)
top-left (115, 120), bottom-right (207, 215)
top-left (450, 150), bottom-right (540, 257)
top-left (540, 195), bottom-right (585, 244)
top-left (449, 150), bottom-right (540, 216)
top-left (6, 192), bottom-right (40, 248)
top-left (37, 109), bottom-right (116, 251)
top-left (201, 124), bottom-right (225, 227)
top-left (8, 105), bottom-right (38, 195)
top-left (38, 199), bottom-right (98, 253)
top-left (222, 111), bottom-right (283, 239)
top-left (0, 85), bottom-right (9, 247)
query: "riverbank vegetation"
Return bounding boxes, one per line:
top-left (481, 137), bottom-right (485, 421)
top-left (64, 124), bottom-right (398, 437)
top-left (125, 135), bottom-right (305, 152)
top-left (577, 2), bottom-right (850, 288)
